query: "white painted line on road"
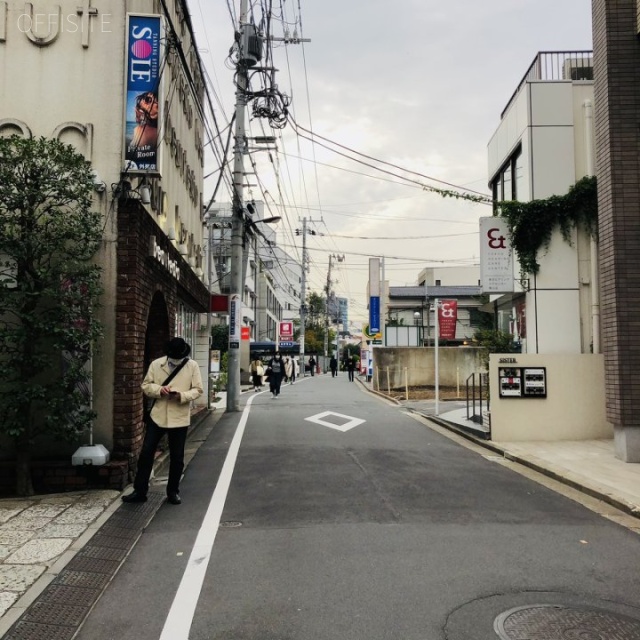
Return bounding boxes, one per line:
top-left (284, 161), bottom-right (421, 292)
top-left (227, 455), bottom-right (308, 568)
top-left (159, 393), bottom-right (257, 640)
top-left (304, 410), bottom-right (366, 432)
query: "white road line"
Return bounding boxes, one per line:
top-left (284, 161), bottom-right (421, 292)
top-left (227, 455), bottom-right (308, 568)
top-left (159, 393), bottom-right (256, 640)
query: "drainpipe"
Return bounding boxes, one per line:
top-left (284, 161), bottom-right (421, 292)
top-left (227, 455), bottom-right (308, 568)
top-left (584, 99), bottom-right (600, 354)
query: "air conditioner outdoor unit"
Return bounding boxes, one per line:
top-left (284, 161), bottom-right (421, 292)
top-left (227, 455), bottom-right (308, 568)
top-left (562, 58), bottom-right (594, 81)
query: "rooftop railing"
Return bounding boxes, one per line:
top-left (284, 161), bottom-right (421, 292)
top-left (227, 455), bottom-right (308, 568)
top-left (501, 50), bottom-right (593, 119)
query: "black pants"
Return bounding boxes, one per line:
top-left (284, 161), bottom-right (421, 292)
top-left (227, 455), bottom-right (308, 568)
top-left (348, 370), bottom-right (354, 381)
top-left (134, 419), bottom-right (188, 495)
top-left (270, 375), bottom-right (283, 395)
top-left (331, 368), bottom-right (337, 377)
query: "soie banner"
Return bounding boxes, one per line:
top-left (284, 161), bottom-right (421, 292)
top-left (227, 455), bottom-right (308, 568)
top-left (124, 15), bottom-right (162, 172)
top-left (438, 300), bottom-right (458, 340)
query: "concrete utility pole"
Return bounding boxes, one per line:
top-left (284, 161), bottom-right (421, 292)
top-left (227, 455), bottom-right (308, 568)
top-left (299, 217), bottom-right (308, 375)
top-left (227, 0), bottom-right (252, 412)
top-left (324, 254), bottom-right (344, 361)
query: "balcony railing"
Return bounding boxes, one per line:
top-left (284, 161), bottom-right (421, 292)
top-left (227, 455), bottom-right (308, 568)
top-left (501, 50), bottom-right (593, 119)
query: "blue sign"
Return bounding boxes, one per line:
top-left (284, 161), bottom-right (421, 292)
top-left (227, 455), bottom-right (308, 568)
top-left (369, 296), bottom-right (380, 334)
top-left (279, 341), bottom-right (294, 347)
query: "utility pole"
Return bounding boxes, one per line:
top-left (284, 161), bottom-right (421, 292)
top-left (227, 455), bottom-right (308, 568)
top-left (323, 254), bottom-right (344, 363)
top-left (227, 0), bottom-right (253, 412)
top-left (299, 217), bottom-right (308, 375)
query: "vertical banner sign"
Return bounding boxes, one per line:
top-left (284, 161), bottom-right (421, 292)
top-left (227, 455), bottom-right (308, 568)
top-left (479, 217), bottom-right (514, 293)
top-left (229, 294), bottom-right (241, 349)
top-left (125, 15), bottom-right (161, 172)
top-left (438, 300), bottom-right (458, 339)
top-left (369, 258), bottom-right (381, 334)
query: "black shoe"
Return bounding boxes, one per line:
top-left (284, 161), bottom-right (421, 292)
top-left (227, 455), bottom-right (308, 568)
top-left (167, 492), bottom-right (182, 505)
top-left (122, 491), bottom-right (147, 503)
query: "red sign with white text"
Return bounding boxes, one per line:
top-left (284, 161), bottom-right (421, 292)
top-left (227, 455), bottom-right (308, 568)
top-left (241, 326), bottom-right (250, 340)
top-left (279, 321), bottom-right (293, 338)
top-left (438, 300), bottom-right (458, 340)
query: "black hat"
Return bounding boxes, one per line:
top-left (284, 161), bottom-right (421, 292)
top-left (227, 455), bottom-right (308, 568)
top-left (165, 337), bottom-right (191, 359)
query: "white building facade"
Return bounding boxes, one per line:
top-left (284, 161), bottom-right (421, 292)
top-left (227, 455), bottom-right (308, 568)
top-left (487, 52), bottom-right (597, 355)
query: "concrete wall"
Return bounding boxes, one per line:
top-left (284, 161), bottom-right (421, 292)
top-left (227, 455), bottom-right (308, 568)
top-left (489, 353), bottom-right (610, 442)
top-left (372, 347), bottom-right (484, 390)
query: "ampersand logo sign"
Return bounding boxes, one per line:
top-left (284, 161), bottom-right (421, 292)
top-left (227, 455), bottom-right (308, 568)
top-left (487, 227), bottom-right (507, 249)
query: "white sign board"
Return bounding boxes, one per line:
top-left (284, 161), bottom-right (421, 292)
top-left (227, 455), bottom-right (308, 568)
top-left (479, 217), bottom-right (514, 294)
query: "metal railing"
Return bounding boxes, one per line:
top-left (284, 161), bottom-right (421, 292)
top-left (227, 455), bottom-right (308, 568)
top-left (501, 50), bottom-right (593, 119)
top-left (466, 372), bottom-right (489, 424)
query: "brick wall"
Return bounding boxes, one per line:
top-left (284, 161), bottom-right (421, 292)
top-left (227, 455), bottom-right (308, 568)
top-left (593, 0), bottom-right (640, 432)
top-left (113, 200), bottom-right (208, 484)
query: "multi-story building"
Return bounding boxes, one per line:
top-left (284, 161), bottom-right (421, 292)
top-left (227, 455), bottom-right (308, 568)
top-left (0, 0), bottom-right (209, 491)
top-left (486, 51), bottom-right (596, 355)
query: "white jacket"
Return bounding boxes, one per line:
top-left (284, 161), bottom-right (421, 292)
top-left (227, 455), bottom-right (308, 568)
top-left (142, 357), bottom-right (203, 428)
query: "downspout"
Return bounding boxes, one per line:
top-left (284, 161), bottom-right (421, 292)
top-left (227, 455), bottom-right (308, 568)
top-left (584, 99), bottom-right (600, 354)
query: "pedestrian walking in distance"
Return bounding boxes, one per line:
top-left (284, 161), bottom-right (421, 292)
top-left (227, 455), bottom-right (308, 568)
top-left (284, 356), bottom-right (296, 385)
top-left (123, 337), bottom-right (203, 506)
top-left (308, 355), bottom-right (316, 376)
top-left (330, 355), bottom-right (338, 378)
top-left (347, 355), bottom-right (356, 382)
top-left (267, 352), bottom-right (285, 398)
top-left (250, 357), bottom-right (264, 391)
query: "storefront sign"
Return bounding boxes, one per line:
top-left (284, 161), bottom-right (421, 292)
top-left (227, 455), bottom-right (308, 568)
top-left (438, 300), bottom-right (457, 340)
top-left (479, 217), bottom-right (514, 293)
top-left (279, 321), bottom-right (293, 338)
top-left (148, 236), bottom-right (180, 279)
top-left (124, 14), bottom-right (161, 172)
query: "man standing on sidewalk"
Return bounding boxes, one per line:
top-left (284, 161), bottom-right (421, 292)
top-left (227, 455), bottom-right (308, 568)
top-left (308, 355), bottom-right (316, 377)
top-left (122, 337), bottom-right (203, 506)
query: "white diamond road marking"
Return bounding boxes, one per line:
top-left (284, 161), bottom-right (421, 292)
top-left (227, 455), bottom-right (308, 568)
top-left (304, 411), bottom-right (366, 432)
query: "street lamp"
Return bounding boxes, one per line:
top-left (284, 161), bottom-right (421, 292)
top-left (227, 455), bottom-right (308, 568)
top-left (414, 311), bottom-right (422, 347)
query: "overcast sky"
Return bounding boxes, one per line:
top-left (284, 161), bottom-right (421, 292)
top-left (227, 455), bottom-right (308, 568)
top-left (191, 0), bottom-right (593, 328)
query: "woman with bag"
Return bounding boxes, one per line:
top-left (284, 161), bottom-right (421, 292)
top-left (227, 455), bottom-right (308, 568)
top-left (122, 337), bottom-right (203, 506)
top-left (250, 357), bottom-right (264, 391)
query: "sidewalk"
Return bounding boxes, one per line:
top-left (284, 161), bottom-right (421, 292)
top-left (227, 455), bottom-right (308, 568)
top-left (408, 403), bottom-right (640, 519)
top-left (0, 395), bottom-right (231, 638)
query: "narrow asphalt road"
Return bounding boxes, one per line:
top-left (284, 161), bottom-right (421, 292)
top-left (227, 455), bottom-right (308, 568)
top-left (76, 374), bottom-right (640, 640)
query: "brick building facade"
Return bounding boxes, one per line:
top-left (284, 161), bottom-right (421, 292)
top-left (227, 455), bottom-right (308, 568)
top-left (593, 0), bottom-right (640, 461)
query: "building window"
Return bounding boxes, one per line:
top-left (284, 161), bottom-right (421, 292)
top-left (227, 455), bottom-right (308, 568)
top-left (491, 144), bottom-right (522, 211)
top-left (175, 302), bottom-right (197, 349)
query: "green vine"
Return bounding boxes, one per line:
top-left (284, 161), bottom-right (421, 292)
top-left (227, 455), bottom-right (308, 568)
top-left (498, 175), bottom-right (598, 276)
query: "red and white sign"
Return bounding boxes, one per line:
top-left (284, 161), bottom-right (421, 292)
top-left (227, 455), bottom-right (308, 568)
top-left (438, 300), bottom-right (458, 340)
top-left (279, 321), bottom-right (293, 338)
top-left (241, 326), bottom-right (250, 340)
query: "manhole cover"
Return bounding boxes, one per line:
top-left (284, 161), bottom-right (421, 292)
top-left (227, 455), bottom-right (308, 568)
top-left (495, 604), bottom-right (640, 640)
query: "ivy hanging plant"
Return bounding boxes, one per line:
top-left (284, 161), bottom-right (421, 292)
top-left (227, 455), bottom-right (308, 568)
top-left (497, 175), bottom-right (598, 276)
